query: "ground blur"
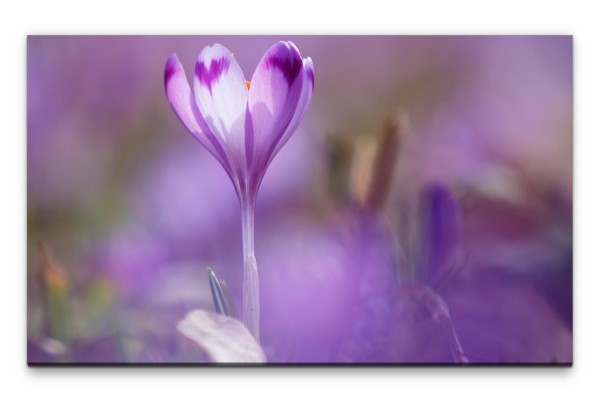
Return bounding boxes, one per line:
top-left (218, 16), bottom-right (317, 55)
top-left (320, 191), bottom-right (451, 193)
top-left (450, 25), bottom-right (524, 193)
top-left (27, 36), bottom-right (572, 364)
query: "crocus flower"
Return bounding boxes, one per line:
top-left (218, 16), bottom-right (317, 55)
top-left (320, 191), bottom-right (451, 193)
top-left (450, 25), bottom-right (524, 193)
top-left (165, 41), bottom-right (314, 203)
top-left (164, 41), bottom-right (314, 340)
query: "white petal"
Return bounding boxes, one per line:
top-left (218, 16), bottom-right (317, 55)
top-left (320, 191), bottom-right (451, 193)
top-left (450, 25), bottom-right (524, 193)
top-left (193, 44), bottom-right (248, 171)
top-left (177, 309), bottom-right (266, 363)
top-left (270, 56), bottom-right (314, 163)
top-left (164, 53), bottom-right (233, 176)
top-left (246, 41), bottom-right (304, 176)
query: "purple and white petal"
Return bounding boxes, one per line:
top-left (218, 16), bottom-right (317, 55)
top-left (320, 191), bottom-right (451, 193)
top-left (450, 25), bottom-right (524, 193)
top-left (269, 57), bottom-right (314, 164)
top-left (246, 41), bottom-right (305, 175)
top-left (164, 54), bottom-right (233, 176)
top-left (193, 44), bottom-right (248, 172)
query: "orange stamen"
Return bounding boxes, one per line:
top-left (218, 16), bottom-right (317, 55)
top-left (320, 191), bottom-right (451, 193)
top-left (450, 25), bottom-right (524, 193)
top-left (246, 81), bottom-right (251, 90)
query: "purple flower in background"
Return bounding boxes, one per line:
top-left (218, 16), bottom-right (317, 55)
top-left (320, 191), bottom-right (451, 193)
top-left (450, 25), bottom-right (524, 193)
top-left (164, 41), bottom-right (314, 339)
top-left (416, 184), bottom-right (463, 286)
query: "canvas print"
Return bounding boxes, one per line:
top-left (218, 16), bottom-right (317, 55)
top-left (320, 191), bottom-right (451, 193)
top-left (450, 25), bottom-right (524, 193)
top-left (27, 36), bottom-right (573, 365)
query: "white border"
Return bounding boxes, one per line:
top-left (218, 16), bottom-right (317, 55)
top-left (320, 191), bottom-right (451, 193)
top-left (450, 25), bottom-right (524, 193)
top-left (3, 1), bottom-right (598, 400)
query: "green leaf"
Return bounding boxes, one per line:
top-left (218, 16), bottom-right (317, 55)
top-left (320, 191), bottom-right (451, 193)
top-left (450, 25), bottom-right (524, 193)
top-left (208, 267), bottom-right (229, 316)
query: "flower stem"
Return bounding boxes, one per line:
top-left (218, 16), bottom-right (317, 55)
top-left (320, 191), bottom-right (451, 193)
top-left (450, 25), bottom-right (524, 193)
top-left (241, 199), bottom-right (259, 341)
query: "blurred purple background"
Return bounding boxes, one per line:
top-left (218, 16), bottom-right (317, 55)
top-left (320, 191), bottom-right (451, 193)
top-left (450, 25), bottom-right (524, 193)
top-left (27, 36), bottom-right (572, 364)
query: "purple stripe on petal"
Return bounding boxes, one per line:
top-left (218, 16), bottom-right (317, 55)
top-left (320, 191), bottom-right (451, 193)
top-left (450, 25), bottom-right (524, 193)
top-left (193, 44), bottom-right (249, 176)
top-left (164, 56), bottom-right (179, 90)
top-left (247, 41), bottom-right (305, 182)
top-left (260, 98), bottom-right (298, 170)
top-left (266, 48), bottom-right (303, 86)
top-left (264, 57), bottom-right (314, 167)
top-left (195, 57), bottom-right (231, 95)
top-left (245, 107), bottom-right (255, 170)
top-left (164, 54), bottom-right (236, 182)
top-left (236, 163), bottom-right (247, 203)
